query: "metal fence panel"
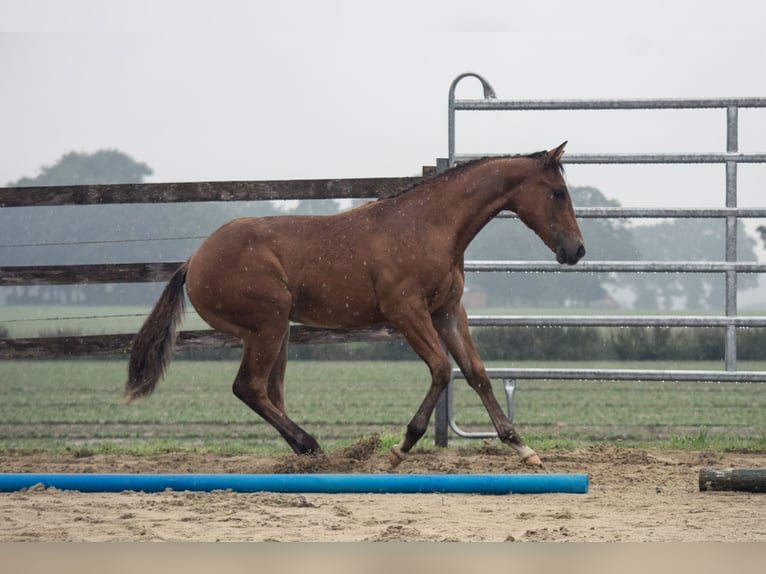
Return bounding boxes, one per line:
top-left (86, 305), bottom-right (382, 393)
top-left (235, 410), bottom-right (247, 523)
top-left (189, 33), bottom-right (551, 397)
top-left (436, 73), bottom-right (766, 444)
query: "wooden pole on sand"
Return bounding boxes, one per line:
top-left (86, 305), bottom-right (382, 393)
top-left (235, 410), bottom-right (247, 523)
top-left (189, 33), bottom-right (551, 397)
top-left (699, 468), bottom-right (766, 492)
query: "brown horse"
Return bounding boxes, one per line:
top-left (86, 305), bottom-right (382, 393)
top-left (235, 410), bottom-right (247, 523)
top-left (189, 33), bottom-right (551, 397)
top-left (126, 142), bottom-right (585, 467)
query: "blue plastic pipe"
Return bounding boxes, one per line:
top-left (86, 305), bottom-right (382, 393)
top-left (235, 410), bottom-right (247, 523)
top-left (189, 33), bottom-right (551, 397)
top-left (0, 473), bottom-right (588, 494)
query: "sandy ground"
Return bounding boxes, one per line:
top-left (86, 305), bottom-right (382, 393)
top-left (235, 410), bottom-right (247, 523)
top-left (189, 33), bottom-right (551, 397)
top-left (1, 441), bottom-right (764, 542)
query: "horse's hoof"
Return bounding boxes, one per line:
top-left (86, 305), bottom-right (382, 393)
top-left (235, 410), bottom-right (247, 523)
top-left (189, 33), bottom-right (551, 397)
top-left (523, 453), bottom-right (542, 466)
top-left (388, 445), bottom-right (406, 468)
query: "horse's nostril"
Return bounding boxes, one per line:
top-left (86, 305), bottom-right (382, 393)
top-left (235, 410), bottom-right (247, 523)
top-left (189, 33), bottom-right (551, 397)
top-left (577, 245), bottom-right (586, 259)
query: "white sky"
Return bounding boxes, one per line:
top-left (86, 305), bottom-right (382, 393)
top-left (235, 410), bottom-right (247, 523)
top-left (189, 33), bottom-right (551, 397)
top-left (1, 0), bottom-right (766, 211)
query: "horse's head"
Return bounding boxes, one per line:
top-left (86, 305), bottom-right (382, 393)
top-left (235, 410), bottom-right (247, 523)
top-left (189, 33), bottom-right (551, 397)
top-left (508, 142), bottom-right (585, 265)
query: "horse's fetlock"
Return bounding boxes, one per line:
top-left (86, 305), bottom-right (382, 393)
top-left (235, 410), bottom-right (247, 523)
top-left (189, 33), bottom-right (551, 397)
top-left (497, 427), bottom-right (520, 445)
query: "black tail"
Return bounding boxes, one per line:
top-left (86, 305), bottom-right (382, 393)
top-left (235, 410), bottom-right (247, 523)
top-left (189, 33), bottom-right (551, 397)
top-left (124, 262), bottom-right (188, 402)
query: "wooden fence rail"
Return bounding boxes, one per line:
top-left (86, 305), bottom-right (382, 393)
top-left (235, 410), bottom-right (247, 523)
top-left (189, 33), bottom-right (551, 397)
top-left (1, 175), bottom-right (424, 359)
top-left (0, 176), bottom-right (423, 207)
top-left (0, 326), bottom-right (402, 359)
top-left (0, 262), bottom-right (182, 286)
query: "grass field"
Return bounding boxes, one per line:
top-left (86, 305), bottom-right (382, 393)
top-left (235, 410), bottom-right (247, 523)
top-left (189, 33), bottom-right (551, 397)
top-left (0, 359), bottom-right (764, 454)
top-left (0, 305), bottom-right (210, 338)
top-left (2, 306), bottom-right (765, 453)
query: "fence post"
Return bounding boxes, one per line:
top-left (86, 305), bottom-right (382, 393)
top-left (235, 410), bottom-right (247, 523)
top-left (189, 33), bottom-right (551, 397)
top-left (725, 105), bottom-right (739, 371)
top-left (432, 148), bottom-right (463, 447)
top-left (434, 378), bottom-right (450, 448)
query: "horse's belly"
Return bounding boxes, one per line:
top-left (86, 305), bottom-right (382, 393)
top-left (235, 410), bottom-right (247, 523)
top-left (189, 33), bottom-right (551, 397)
top-left (289, 288), bottom-right (384, 329)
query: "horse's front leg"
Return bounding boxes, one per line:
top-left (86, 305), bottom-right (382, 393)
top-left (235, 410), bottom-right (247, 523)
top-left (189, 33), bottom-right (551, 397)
top-left (432, 305), bottom-right (542, 466)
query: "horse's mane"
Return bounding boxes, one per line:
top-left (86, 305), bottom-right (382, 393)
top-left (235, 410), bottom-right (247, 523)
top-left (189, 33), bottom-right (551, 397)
top-left (383, 151), bottom-right (561, 200)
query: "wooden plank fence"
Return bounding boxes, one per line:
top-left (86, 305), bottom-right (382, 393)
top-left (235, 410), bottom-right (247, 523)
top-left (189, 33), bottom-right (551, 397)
top-left (0, 176), bottom-right (423, 207)
top-left (1, 174), bottom-right (427, 359)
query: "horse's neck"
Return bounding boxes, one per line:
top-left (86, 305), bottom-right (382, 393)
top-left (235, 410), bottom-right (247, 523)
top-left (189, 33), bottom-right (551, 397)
top-left (434, 159), bottom-right (528, 256)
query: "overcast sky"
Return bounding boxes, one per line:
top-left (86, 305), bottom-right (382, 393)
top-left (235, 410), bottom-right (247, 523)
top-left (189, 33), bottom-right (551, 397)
top-left (2, 0), bottom-right (765, 211)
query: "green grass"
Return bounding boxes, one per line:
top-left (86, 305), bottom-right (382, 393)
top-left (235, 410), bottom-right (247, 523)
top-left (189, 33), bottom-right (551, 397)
top-left (0, 305), bottom-right (209, 338)
top-left (0, 359), bottom-right (764, 455)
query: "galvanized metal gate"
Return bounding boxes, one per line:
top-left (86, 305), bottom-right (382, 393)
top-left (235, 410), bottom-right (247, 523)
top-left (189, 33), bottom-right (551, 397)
top-left (434, 72), bottom-right (766, 446)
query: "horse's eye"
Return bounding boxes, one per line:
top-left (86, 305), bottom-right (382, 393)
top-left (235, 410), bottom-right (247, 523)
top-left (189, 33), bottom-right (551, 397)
top-left (553, 188), bottom-right (566, 200)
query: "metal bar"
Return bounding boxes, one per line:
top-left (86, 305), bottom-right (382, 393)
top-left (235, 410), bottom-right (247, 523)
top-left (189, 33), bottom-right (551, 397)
top-left (446, 365), bottom-right (766, 440)
top-left (453, 97), bottom-right (766, 111)
top-left (433, 140), bottom-right (461, 447)
top-left (453, 152), bottom-right (766, 165)
top-left (466, 315), bottom-right (766, 328)
top-left (561, 153), bottom-right (766, 164)
top-left (445, 378), bottom-right (516, 439)
top-left (503, 379), bottom-right (516, 422)
top-left (569, 207), bottom-right (766, 218)
top-left (454, 368), bottom-right (766, 383)
top-left (727, 106), bottom-right (739, 153)
top-left (434, 386), bottom-right (449, 447)
top-left (463, 261), bottom-right (766, 273)
top-left (725, 105), bottom-right (740, 371)
top-left (448, 416), bottom-right (497, 439)
top-left (496, 207), bottom-right (766, 219)
top-left (448, 72), bottom-right (497, 165)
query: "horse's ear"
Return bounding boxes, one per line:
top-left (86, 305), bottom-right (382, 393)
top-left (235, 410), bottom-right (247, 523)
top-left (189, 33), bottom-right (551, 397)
top-left (544, 141), bottom-right (567, 166)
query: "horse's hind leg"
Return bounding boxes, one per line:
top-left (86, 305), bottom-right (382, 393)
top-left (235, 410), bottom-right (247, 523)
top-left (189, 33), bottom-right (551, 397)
top-left (382, 304), bottom-right (453, 467)
top-left (234, 331), bottom-right (321, 456)
top-left (267, 331), bottom-right (289, 412)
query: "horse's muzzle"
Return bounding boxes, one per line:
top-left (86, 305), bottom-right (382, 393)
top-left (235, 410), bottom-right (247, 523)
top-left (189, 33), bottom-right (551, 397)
top-left (557, 242), bottom-right (586, 265)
